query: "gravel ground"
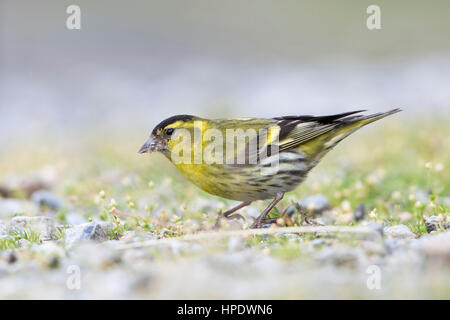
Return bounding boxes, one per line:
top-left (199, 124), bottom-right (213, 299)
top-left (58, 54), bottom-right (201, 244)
top-left (0, 200), bottom-right (449, 299)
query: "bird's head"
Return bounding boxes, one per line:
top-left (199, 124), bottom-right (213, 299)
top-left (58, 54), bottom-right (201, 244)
top-left (138, 114), bottom-right (196, 155)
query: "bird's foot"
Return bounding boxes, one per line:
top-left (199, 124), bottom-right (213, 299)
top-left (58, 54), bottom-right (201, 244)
top-left (250, 218), bottom-right (277, 229)
top-left (294, 202), bottom-right (323, 226)
top-left (304, 217), bottom-right (324, 226)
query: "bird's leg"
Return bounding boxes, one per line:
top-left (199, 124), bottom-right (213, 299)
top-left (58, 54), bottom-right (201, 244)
top-left (294, 202), bottom-right (323, 226)
top-left (259, 218), bottom-right (278, 225)
top-left (251, 192), bottom-right (285, 229)
top-left (214, 201), bottom-right (252, 229)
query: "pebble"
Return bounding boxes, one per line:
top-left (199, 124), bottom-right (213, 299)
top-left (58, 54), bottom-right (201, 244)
top-left (0, 185), bottom-right (11, 198)
top-left (5, 251), bottom-right (18, 264)
top-left (9, 216), bottom-right (58, 241)
top-left (297, 194), bottom-right (330, 215)
top-left (283, 205), bottom-right (296, 217)
top-left (384, 224), bottom-right (415, 239)
top-left (354, 203), bottom-right (366, 221)
top-left (65, 222), bottom-right (113, 246)
top-left (31, 190), bottom-right (64, 211)
top-left (424, 216), bottom-right (442, 233)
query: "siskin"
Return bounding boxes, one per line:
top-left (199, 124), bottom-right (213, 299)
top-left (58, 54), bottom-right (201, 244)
top-left (139, 109), bottom-right (400, 228)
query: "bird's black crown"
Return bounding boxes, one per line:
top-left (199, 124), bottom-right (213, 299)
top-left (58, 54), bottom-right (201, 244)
top-left (152, 114), bottom-right (195, 135)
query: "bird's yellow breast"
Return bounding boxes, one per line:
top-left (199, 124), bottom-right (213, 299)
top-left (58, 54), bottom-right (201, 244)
top-left (171, 162), bottom-right (237, 199)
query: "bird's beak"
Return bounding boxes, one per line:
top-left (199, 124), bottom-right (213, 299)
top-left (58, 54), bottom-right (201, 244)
top-left (138, 135), bottom-right (164, 154)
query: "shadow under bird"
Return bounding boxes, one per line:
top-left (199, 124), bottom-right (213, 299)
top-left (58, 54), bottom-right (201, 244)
top-left (139, 109), bottom-right (401, 228)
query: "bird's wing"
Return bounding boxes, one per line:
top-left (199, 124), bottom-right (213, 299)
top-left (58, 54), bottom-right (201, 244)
top-left (274, 110), bottom-right (366, 152)
top-left (215, 111), bottom-right (366, 165)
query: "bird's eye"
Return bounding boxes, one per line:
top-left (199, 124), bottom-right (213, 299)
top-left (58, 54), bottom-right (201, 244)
top-left (165, 128), bottom-right (174, 136)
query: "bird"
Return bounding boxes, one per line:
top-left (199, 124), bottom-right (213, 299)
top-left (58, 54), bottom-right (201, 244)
top-left (139, 109), bottom-right (401, 228)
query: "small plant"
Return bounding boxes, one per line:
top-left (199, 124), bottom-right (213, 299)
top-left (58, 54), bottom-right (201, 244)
top-left (0, 237), bottom-right (19, 251)
top-left (10, 229), bottom-right (41, 244)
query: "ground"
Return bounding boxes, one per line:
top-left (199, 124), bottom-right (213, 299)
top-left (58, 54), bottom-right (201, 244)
top-left (0, 114), bottom-right (449, 299)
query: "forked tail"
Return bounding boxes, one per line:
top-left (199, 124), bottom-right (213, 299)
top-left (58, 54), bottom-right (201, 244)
top-left (306, 108), bottom-right (402, 158)
top-left (341, 108), bottom-right (402, 128)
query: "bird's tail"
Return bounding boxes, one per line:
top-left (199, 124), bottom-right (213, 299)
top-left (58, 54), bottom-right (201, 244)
top-left (340, 108), bottom-right (402, 129)
top-left (309, 108), bottom-right (402, 157)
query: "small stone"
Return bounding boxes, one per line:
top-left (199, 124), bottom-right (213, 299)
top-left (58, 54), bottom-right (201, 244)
top-left (65, 222), bottom-right (113, 245)
top-left (0, 185), bottom-right (11, 198)
top-left (424, 216), bottom-right (442, 233)
top-left (354, 203), bottom-right (366, 221)
top-left (5, 251), bottom-right (18, 264)
top-left (297, 194), bottom-right (330, 215)
top-left (9, 216), bottom-right (58, 241)
top-left (384, 224), bottom-right (415, 239)
top-left (283, 205), bottom-right (296, 217)
top-left (31, 190), bottom-right (64, 211)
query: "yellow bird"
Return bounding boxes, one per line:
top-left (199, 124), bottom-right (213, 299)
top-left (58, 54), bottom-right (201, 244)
top-left (139, 109), bottom-right (400, 228)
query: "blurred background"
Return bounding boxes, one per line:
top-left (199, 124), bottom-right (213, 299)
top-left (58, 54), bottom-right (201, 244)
top-left (1, 0), bottom-right (450, 300)
top-left (1, 0), bottom-right (450, 149)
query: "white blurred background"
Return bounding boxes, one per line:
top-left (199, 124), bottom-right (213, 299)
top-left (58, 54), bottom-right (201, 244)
top-left (1, 0), bottom-right (449, 147)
